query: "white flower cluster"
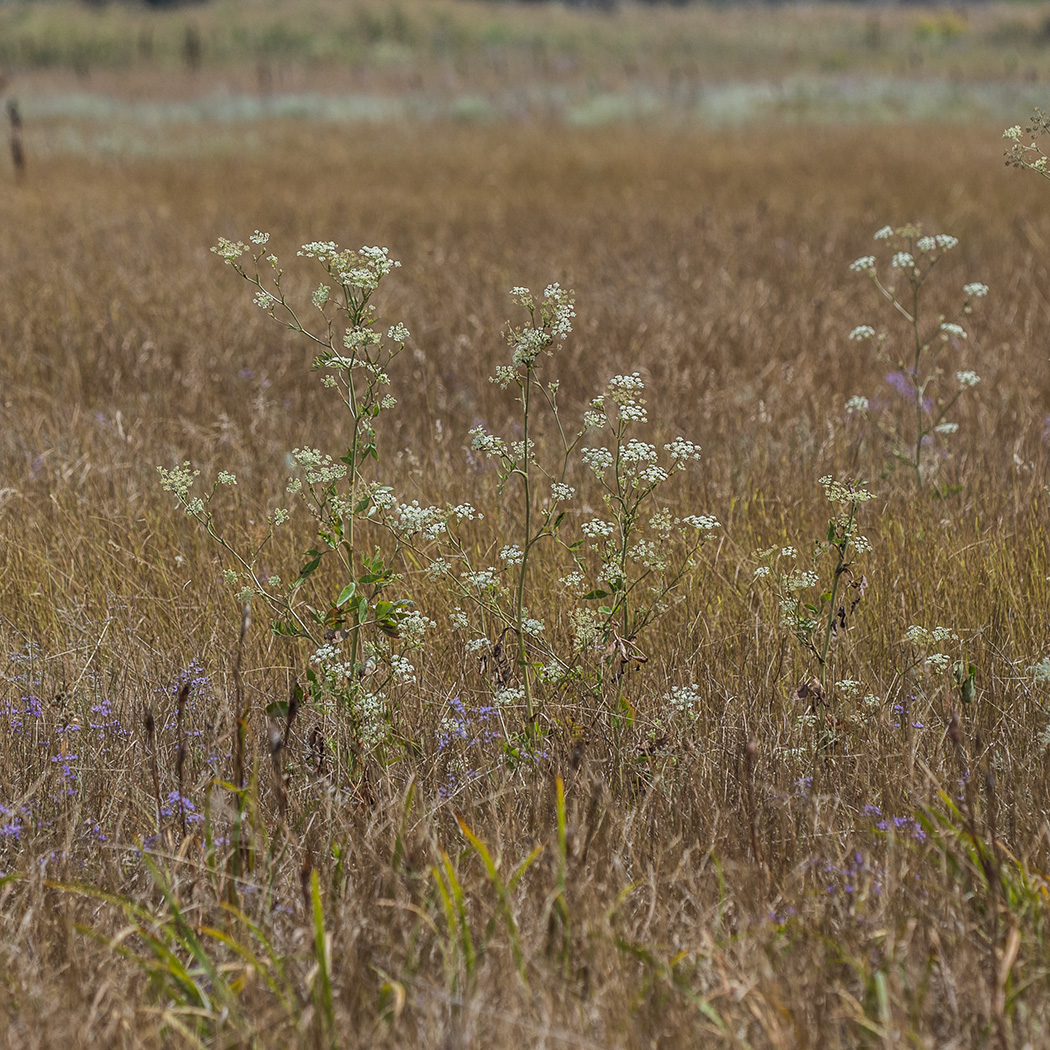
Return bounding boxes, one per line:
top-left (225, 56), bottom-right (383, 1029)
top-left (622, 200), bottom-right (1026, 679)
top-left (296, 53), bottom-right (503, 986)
top-left (510, 325), bottom-right (554, 370)
top-left (622, 440), bottom-right (658, 465)
top-left (851, 534), bottom-right (873, 554)
top-left (606, 372), bottom-right (648, 423)
top-left (939, 322), bottom-right (967, 339)
top-left (581, 446), bottom-right (614, 479)
top-left (905, 624), bottom-right (957, 647)
top-left (469, 426), bottom-right (509, 460)
top-left (630, 538), bottom-right (668, 571)
top-left (538, 661), bottom-right (570, 683)
top-left (337, 246), bottom-right (400, 294)
top-left (963, 282), bottom-right (989, 298)
top-left (389, 654), bottom-right (416, 685)
top-left (290, 447), bottom-right (347, 486)
top-left (583, 396), bottom-right (607, 431)
top-left (157, 461), bottom-right (199, 501)
top-left (570, 607), bottom-right (603, 649)
top-left (905, 624), bottom-right (960, 674)
top-left (399, 609), bottom-right (436, 650)
top-left (849, 256), bottom-right (876, 273)
top-left (521, 617), bottom-right (545, 636)
top-left (499, 544), bottom-right (524, 566)
top-left (663, 683), bottom-right (703, 714)
top-left (212, 237), bottom-right (247, 264)
top-left (298, 240), bottom-right (338, 259)
top-left (450, 503), bottom-right (479, 521)
top-left (357, 690), bottom-right (388, 750)
top-left (550, 481), bottom-right (575, 502)
top-left (581, 518), bottom-right (615, 539)
top-left (907, 621), bottom-right (957, 646)
top-left (395, 501), bottom-right (447, 540)
top-left (956, 370), bottom-right (981, 388)
top-left (368, 485), bottom-right (396, 511)
top-left (891, 251), bottom-right (915, 271)
top-left (819, 475), bottom-right (874, 506)
top-left (542, 283), bottom-right (576, 341)
top-left (343, 325), bottom-right (382, 352)
top-left (845, 395), bottom-right (870, 414)
top-left (664, 437), bottom-right (702, 463)
top-left (637, 465), bottom-right (668, 485)
top-left (463, 568), bottom-right (498, 592)
top-left (311, 642), bottom-right (355, 683)
top-left (785, 569), bottom-right (819, 591)
top-left (649, 508), bottom-right (674, 535)
top-left (848, 325), bottom-right (875, 341)
top-left (504, 283), bottom-right (575, 371)
top-left (427, 558), bottom-right (451, 581)
top-left (495, 686), bottom-right (525, 708)
top-left (680, 514), bottom-right (720, 533)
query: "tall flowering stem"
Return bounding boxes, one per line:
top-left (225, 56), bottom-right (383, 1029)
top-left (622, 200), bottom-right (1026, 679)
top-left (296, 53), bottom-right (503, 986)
top-left (578, 375), bottom-right (719, 663)
top-left (753, 476), bottom-right (873, 740)
top-left (845, 224), bottom-right (986, 487)
top-left (489, 285), bottom-right (577, 729)
top-left (159, 232), bottom-right (419, 756)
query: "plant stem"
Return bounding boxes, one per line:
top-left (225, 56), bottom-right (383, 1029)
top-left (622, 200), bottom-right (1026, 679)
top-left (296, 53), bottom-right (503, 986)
top-left (818, 499), bottom-right (857, 686)
top-left (516, 371), bottom-right (536, 731)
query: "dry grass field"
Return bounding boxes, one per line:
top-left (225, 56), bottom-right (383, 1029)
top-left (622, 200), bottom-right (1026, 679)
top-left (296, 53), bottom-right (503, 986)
top-left (4, 3), bottom-right (1050, 1049)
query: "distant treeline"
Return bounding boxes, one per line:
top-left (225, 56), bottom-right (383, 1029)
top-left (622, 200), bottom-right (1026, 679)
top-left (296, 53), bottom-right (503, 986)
top-left (77, 0), bottom-right (993, 8)
top-left (477, 0), bottom-right (977, 6)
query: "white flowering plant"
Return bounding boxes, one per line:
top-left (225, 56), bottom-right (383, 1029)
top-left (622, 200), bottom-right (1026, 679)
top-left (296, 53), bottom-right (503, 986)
top-left (384, 288), bottom-right (720, 731)
top-left (901, 623), bottom-right (974, 711)
top-left (158, 232), bottom-right (422, 754)
top-left (571, 373), bottom-right (720, 683)
top-left (384, 283), bottom-right (585, 731)
top-left (1004, 112), bottom-right (1050, 182)
top-left (752, 476), bottom-right (873, 728)
top-left (845, 224), bottom-right (987, 486)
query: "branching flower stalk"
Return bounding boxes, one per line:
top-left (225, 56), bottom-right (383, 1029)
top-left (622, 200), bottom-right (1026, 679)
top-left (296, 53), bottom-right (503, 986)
top-left (1004, 113), bottom-right (1050, 182)
top-left (845, 224), bottom-right (986, 487)
top-left (753, 476), bottom-right (873, 737)
top-left (159, 232), bottom-right (418, 752)
top-left (465, 284), bottom-right (578, 728)
top-left (577, 375), bottom-right (720, 682)
top-left (507, 292), bottom-right (563, 726)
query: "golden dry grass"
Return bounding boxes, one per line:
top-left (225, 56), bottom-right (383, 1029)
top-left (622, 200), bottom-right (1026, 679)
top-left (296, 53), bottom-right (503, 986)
top-left (2, 104), bottom-right (1050, 1048)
